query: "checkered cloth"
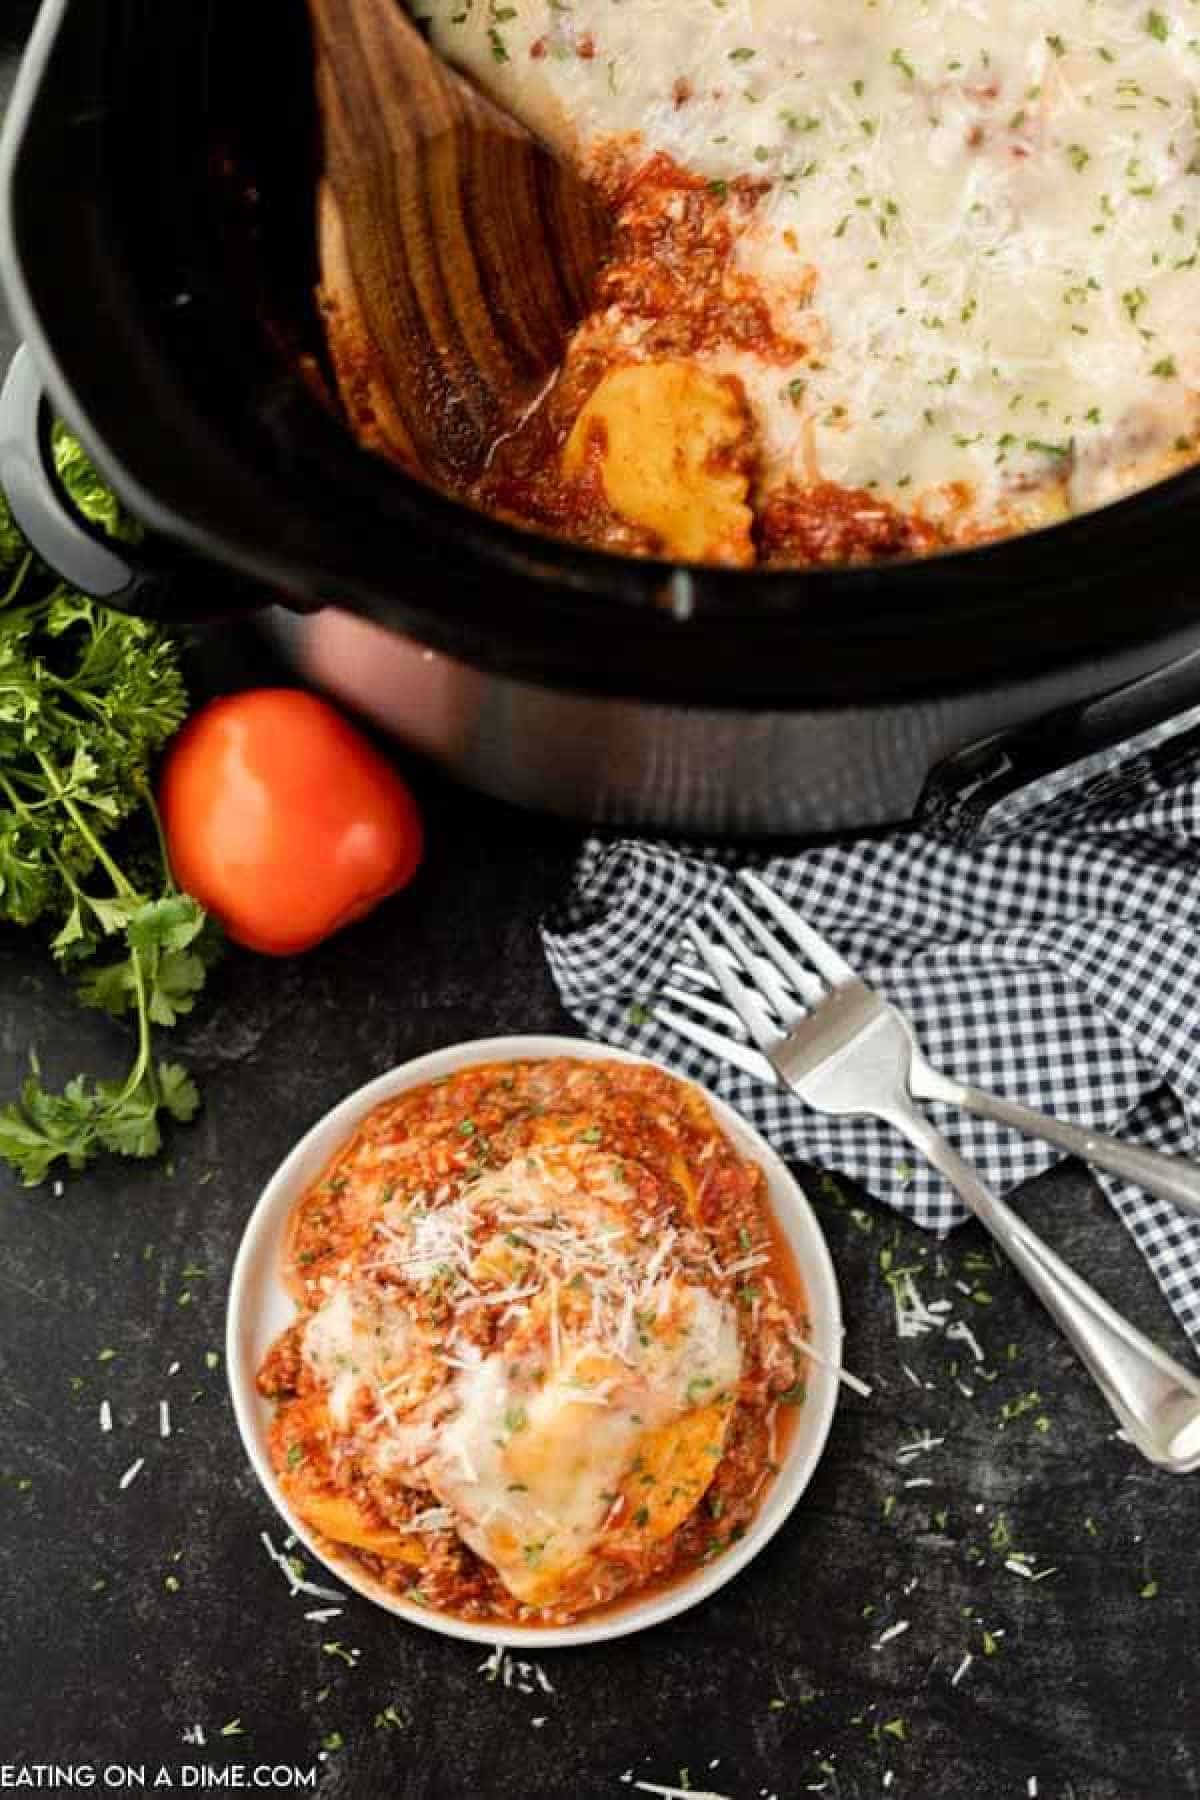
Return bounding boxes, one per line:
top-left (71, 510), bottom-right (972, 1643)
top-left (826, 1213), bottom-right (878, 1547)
top-left (542, 708), bottom-right (1200, 1351)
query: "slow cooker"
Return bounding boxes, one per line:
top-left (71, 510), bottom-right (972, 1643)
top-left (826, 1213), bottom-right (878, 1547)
top-left (3, 0), bottom-right (1200, 835)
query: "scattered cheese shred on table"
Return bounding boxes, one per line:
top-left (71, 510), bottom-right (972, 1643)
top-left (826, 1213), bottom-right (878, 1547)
top-left (896, 1433), bottom-right (944, 1465)
top-left (789, 1333), bottom-right (872, 1399)
top-left (99, 1400), bottom-right (112, 1434)
top-left (478, 1645), bottom-right (556, 1695)
top-left (889, 1271), bottom-right (942, 1339)
top-left (259, 1530), bottom-right (345, 1604)
top-left (118, 1457), bottom-right (144, 1491)
top-left (633, 1784), bottom-right (735, 1800)
top-left (946, 1320), bottom-right (985, 1364)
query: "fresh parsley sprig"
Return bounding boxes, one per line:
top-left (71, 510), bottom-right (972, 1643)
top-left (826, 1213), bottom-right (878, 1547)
top-left (0, 432), bottom-right (218, 1184)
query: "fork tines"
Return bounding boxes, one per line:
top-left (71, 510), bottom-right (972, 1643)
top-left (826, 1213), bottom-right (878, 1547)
top-left (655, 872), bottom-right (854, 1081)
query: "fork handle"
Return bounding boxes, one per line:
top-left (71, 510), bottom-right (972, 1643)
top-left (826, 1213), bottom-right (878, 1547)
top-left (883, 1099), bottom-right (1200, 1471)
top-left (949, 1082), bottom-right (1200, 1219)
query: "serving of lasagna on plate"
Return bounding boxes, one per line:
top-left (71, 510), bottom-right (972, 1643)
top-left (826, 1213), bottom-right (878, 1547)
top-left (328, 0), bottom-right (1200, 567)
top-left (256, 1057), bottom-right (810, 1625)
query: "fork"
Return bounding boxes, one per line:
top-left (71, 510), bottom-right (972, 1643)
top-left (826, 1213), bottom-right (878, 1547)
top-left (664, 871), bottom-right (1200, 1472)
top-left (660, 960), bottom-right (1200, 1223)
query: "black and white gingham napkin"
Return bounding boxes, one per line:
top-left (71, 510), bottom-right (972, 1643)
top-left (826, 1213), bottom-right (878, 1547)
top-left (542, 709), bottom-right (1200, 1350)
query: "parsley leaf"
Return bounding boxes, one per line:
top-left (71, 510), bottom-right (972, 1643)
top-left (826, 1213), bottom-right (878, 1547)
top-left (50, 424), bottom-right (142, 546)
top-left (0, 444), bottom-right (217, 1184)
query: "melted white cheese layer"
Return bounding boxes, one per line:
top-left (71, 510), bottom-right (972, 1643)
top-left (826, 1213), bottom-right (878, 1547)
top-left (428, 1283), bottom-right (740, 1603)
top-left (302, 1144), bottom-right (743, 1605)
top-left (421, 0), bottom-right (1200, 528)
top-left (304, 1281), bottom-right (430, 1428)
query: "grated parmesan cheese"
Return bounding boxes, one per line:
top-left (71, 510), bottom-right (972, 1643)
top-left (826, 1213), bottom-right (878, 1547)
top-left (633, 1785), bottom-right (736, 1800)
top-left (946, 1320), bottom-right (986, 1365)
top-left (896, 1432), bottom-right (945, 1465)
top-left (260, 1531), bottom-right (345, 1604)
top-left (789, 1331), bottom-right (873, 1399)
top-left (427, 0), bottom-right (1200, 542)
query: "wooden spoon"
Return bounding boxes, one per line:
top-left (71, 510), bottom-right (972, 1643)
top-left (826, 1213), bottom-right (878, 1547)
top-left (308, 0), bottom-right (611, 490)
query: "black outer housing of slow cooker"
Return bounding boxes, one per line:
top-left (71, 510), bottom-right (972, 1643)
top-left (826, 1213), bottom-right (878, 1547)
top-left (4, 0), bottom-right (1200, 729)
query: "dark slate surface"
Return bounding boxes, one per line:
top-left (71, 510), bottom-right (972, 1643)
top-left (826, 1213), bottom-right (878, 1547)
top-left (2, 14), bottom-right (1198, 1797)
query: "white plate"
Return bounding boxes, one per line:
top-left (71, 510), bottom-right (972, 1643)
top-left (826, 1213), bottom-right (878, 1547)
top-left (227, 1035), bottom-right (842, 1647)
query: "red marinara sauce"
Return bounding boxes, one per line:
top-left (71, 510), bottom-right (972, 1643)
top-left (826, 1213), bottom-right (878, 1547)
top-left (257, 1058), bottom-right (812, 1626)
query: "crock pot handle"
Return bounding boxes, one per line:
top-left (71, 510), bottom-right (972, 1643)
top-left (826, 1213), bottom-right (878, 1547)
top-left (918, 645), bottom-right (1200, 840)
top-left (0, 346), bottom-right (139, 597)
top-left (0, 346), bottom-right (274, 619)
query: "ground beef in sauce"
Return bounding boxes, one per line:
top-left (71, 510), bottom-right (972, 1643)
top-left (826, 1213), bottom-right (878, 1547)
top-left (258, 1058), bottom-right (810, 1626)
top-left (758, 481), bottom-right (944, 566)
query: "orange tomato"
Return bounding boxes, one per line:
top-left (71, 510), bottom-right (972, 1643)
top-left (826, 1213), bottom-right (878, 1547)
top-left (159, 689), bottom-right (423, 955)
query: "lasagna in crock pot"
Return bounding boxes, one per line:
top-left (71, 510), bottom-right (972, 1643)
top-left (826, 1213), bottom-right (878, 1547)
top-left (355, 0), bottom-right (1200, 568)
top-left (257, 1058), bottom-right (809, 1625)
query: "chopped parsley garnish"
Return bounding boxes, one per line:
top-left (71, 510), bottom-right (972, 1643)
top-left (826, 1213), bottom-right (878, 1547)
top-left (0, 442), bottom-right (213, 1185)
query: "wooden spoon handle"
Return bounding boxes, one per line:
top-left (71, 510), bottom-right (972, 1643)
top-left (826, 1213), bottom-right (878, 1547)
top-left (309, 0), bottom-right (609, 484)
